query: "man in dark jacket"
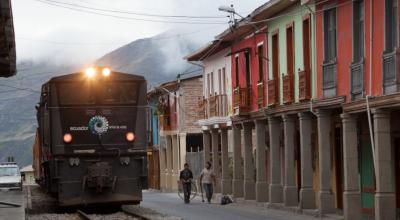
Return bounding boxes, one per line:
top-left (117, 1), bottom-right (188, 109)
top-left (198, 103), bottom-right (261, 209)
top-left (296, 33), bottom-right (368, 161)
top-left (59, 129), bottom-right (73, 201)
top-left (179, 163), bottom-right (193, 203)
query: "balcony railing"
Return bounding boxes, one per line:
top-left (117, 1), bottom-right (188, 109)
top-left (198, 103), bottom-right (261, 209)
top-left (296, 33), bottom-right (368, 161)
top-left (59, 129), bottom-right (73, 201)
top-left (267, 79), bottom-right (278, 106)
top-left (322, 61), bottom-right (337, 98)
top-left (233, 87), bottom-right (251, 115)
top-left (350, 59), bottom-right (364, 100)
top-left (257, 82), bottom-right (264, 107)
top-left (198, 94), bottom-right (228, 119)
top-left (382, 50), bottom-right (400, 94)
top-left (159, 114), bottom-right (171, 131)
top-left (283, 74), bottom-right (294, 104)
top-left (298, 69), bottom-right (311, 101)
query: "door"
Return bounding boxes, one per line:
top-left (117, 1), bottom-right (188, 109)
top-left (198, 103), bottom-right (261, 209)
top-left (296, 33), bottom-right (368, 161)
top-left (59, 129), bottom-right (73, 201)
top-left (395, 138), bottom-right (400, 211)
top-left (360, 137), bottom-right (375, 214)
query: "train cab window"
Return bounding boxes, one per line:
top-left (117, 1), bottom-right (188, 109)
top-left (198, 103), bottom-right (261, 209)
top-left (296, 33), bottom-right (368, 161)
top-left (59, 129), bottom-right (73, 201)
top-left (99, 82), bottom-right (138, 105)
top-left (57, 82), bottom-right (95, 105)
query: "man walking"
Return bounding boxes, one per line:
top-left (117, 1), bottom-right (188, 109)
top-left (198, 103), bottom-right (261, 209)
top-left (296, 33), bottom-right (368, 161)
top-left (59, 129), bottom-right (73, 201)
top-left (200, 161), bottom-right (216, 204)
top-left (179, 163), bottom-right (193, 204)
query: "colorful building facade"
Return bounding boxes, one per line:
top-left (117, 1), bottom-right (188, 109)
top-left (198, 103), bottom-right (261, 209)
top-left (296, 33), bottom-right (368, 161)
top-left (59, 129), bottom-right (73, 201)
top-left (185, 0), bottom-right (400, 219)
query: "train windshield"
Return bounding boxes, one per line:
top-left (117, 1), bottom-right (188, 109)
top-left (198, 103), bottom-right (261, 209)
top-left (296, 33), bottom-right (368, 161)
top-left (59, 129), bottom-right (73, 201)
top-left (57, 81), bottom-right (138, 106)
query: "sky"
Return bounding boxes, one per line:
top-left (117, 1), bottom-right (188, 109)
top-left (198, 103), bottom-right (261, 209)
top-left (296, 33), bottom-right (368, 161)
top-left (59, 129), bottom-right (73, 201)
top-left (12, 0), bottom-right (267, 65)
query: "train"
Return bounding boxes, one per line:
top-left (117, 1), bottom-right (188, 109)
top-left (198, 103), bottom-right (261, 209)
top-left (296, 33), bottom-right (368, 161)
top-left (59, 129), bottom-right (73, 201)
top-left (32, 67), bottom-right (148, 207)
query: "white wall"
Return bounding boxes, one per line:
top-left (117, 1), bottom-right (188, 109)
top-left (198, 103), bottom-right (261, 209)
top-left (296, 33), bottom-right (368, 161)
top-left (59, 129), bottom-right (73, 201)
top-left (203, 48), bottom-right (232, 114)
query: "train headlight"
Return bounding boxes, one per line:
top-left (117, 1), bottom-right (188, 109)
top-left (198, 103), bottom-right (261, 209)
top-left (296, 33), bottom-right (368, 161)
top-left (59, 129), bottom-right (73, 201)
top-left (102, 68), bottom-right (111, 77)
top-left (63, 133), bottom-right (73, 143)
top-left (85, 67), bottom-right (96, 78)
top-left (126, 132), bottom-right (135, 142)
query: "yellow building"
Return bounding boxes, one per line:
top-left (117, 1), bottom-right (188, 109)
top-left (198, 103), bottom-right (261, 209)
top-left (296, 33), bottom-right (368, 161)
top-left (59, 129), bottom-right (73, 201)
top-left (20, 165), bottom-right (35, 185)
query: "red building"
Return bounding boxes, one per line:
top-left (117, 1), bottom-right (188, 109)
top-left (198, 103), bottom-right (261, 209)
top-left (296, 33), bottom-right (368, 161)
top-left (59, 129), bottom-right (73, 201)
top-left (315, 0), bottom-right (399, 219)
top-left (230, 32), bottom-right (267, 113)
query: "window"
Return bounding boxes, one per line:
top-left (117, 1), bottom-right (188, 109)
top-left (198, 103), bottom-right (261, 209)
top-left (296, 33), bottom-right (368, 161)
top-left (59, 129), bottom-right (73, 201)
top-left (257, 44), bottom-right (264, 82)
top-left (222, 67), bottom-right (226, 94)
top-left (353, 0), bottom-right (364, 61)
top-left (324, 7), bottom-right (337, 62)
top-left (286, 24), bottom-right (294, 76)
top-left (207, 74), bottom-right (211, 96)
top-left (218, 69), bottom-right (222, 94)
top-left (385, 0), bottom-right (398, 51)
top-left (245, 50), bottom-right (251, 86)
top-left (235, 56), bottom-right (239, 87)
top-left (210, 72), bottom-right (214, 95)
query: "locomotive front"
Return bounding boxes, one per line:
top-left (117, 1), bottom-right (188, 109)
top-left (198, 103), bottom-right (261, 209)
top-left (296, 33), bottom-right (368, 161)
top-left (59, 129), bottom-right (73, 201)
top-left (37, 67), bottom-right (148, 207)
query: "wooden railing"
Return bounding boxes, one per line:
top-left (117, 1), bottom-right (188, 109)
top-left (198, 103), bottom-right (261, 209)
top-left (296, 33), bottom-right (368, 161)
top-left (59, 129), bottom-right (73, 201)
top-left (322, 61), bottom-right (337, 98)
top-left (198, 94), bottom-right (228, 119)
top-left (298, 69), bottom-right (311, 101)
top-left (350, 60), bottom-right (364, 100)
top-left (233, 87), bottom-right (251, 114)
top-left (267, 79), bottom-right (278, 106)
top-left (283, 74), bottom-right (294, 104)
top-left (257, 82), bottom-right (264, 107)
top-left (382, 50), bottom-right (400, 94)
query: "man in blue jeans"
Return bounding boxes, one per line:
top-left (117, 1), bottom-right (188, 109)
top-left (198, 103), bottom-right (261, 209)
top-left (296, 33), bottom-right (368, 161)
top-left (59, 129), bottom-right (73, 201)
top-left (199, 161), bottom-right (216, 203)
top-left (179, 163), bottom-right (193, 204)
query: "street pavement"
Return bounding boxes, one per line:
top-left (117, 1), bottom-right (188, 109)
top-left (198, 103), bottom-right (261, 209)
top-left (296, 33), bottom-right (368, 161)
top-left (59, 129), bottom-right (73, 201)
top-left (141, 191), bottom-right (318, 220)
top-left (0, 190), bottom-right (25, 220)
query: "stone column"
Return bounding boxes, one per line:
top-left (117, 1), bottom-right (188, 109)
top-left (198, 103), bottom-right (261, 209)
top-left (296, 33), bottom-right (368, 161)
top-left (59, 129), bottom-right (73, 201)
top-left (221, 128), bottom-right (232, 195)
top-left (341, 113), bottom-right (361, 220)
top-left (159, 146), bottom-right (166, 190)
top-left (316, 110), bottom-right (335, 214)
top-left (283, 114), bottom-right (298, 206)
top-left (232, 124), bottom-right (244, 198)
top-left (203, 130), bottom-right (211, 166)
top-left (373, 109), bottom-right (396, 220)
top-left (211, 129), bottom-right (221, 193)
top-left (255, 119), bottom-right (268, 202)
top-left (179, 133), bottom-right (187, 170)
top-left (243, 122), bottom-right (255, 200)
top-left (298, 112), bottom-right (315, 209)
top-left (172, 135), bottom-right (179, 190)
top-left (268, 116), bottom-right (283, 203)
top-left (166, 135), bottom-right (173, 190)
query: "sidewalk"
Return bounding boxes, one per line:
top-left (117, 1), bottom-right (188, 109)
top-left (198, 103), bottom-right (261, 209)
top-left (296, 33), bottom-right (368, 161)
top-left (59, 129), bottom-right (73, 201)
top-left (141, 190), bottom-right (341, 220)
top-left (0, 190), bottom-right (25, 220)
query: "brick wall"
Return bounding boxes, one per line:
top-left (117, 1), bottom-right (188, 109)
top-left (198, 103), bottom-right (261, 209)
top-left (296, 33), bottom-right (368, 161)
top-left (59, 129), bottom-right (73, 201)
top-left (178, 76), bottom-right (203, 133)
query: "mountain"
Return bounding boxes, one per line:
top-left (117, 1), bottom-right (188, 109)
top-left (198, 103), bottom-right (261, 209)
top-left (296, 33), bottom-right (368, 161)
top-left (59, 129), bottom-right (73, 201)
top-left (0, 31), bottom-right (201, 167)
top-left (96, 31), bottom-right (201, 85)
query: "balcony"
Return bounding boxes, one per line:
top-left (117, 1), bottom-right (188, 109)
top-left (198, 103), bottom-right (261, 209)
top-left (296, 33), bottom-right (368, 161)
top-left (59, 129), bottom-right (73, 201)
top-left (233, 87), bottom-right (251, 115)
top-left (298, 69), bottom-right (311, 101)
top-left (350, 59), bottom-right (364, 100)
top-left (257, 82), bottom-right (264, 108)
top-left (159, 114), bottom-right (171, 131)
top-left (382, 50), bottom-right (400, 94)
top-left (283, 74), bottom-right (294, 104)
top-left (199, 94), bottom-right (228, 119)
top-left (267, 79), bottom-right (278, 106)
top-left (322, 61), bottom-right (337, 98)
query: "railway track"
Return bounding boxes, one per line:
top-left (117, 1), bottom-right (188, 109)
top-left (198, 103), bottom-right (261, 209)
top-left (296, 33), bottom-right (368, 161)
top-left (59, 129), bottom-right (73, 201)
top-left (76, 209), bottom-right (92, 220)
top-left (75, 208), bottom-right (150, 220)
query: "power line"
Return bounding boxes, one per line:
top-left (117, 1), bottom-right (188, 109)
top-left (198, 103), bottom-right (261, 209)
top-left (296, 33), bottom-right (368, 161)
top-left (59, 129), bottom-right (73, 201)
top-left (0, 84), bottom-right (40, 93)
top-left (41, 0), bottom-right (227, 19)
top-left (33, 0), bottom-right (227, 25)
